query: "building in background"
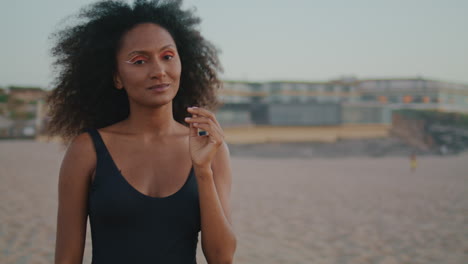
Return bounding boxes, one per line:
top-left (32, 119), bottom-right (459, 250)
top-left (7, 87), bottom-right (46, 103)
top-left (0, 87), bottom-right (48, 138)
top-left (0, 88), bottom-right (7, 116)
top-left (1, 78), bottom-right (467, 138)
top-left (0, 115), bottom-right (13, 137)
top-left (356, 78), bottom-right (468, 113)
top-left (218, 78), bottom-right (468, 127)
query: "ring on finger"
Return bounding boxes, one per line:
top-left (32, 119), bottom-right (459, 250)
top-left (198, 128), bottom-right (209, 136)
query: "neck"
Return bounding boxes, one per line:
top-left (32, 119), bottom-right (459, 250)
top-left (124, 101), bottom-right (180, 138)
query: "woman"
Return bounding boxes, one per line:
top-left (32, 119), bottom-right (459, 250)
top-left (48, 0), bottom-right (236, 263)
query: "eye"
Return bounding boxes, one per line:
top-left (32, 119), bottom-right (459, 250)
top-left (125, 55), bottom-right (148, 65)
top-left (161, 51), bottom-right (176, 61)
top-left (163, 54), bottom-right (174, 60)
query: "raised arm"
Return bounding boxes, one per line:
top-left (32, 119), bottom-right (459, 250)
top-left (54, 133), bottom-right (96, 264)
top-left (185, 107), bottom-right (237, 263)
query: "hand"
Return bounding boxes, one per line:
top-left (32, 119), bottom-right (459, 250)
top-left (185, 107), bottom-right (225, 170)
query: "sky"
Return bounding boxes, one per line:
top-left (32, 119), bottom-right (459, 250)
top-left (0, 0), bottom-right (467, 89)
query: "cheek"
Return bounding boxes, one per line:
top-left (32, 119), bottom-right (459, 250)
top-left (119, 66), bottom-right (146, 85)
top-left (172, 61), bottom-right (182, 81)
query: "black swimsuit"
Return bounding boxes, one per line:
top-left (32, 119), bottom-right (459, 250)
top-left (86, 129), bottom-right (201, 263)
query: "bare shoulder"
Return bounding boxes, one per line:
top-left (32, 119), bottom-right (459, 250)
top-left (67, 132), bottom-right (95, 158)
top-left (61, 131), bottom-right (96, 180)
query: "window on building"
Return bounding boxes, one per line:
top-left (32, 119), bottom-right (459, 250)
top-left (271, 95), bottom-right (282, 103)
top-left (290, 97), bottom-right (300, 103)
top-left (403, 95), bottom-right (413, 103)
top-left (251, 84), bottom-right (261, 92)
top-left (389, 96), bottom-right (399, 103)
top-left (271, 83), bottom-right (281, 93)
top-left (413, 95), bottom-right (423, 103)
top-left (378, 96), bottom-right (388, 103)
top-left (362, 94), bottom-right (376, 101)
top-left (251, 96), bottom-right (262, 103)
top-left (307, 86), bottom-right (317, 92)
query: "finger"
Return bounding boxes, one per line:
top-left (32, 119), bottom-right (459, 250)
top-left (186, 113), bottom-right (222, 134)
top-left (187, 107), bottom-right (221, 127)
top-left (186, 116), bottom-right (222, 136)
top-left (190, 114), bottom-right (210, 137)
top-left (188, 116), bottom-right (198, 137)
top-left (188, 117), bottom-right (223, 139)
top-left (187, 119), bottom-right (211, 136)
top-left (193, 123), bottom-right (222, 144)
top-left (187, 108), bottom-right (224, 138)
top-left (192, 122), bottom-right (216, 137)
top-left (187, 108), bottom-right (224, 142)
top-left (184, 116), bottom-right (211, 124)
top-left (198, 129), bottom-right (209, 136)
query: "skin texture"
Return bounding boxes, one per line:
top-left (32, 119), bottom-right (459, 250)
top-left (55, 23), bottom-right (236, 264)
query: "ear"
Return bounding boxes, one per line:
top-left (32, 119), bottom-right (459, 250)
top-left (113, 73), bottom-right (124, 89)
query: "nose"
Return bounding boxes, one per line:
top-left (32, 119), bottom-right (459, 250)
top-left (149, 60), bottom-right (166, 79)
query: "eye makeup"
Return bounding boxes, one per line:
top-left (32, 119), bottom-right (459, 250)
top-left (161, 51), bottom-right (175, 58)
top-left (124, 55), bottom-right (149, 64)
top-left (124, 51), bottom-right (176, 64)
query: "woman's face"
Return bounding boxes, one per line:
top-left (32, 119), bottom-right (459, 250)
top-left (114, 23), bottom-right (182, 108)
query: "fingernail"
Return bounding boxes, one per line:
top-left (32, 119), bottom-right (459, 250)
top-left (185, 117), bottom-right (191, 120)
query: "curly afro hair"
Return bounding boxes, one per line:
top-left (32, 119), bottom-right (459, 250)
top-left (46, 0), bottom-right (222, 143)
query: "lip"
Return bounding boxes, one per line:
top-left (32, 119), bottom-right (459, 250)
top-left (147, 83), bottom-right (170, 92)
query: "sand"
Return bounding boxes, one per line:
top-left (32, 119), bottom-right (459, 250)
top-left (0, 140), bottom-right (467, 264)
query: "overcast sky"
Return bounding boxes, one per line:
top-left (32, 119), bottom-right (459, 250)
top-left (0, 0), bottom-right (467, 88)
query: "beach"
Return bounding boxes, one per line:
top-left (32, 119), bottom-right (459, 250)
top-left (0, 140), bottom-right (467, 263)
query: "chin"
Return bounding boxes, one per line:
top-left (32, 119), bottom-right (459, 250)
top-left (146, 96), bottom-right (175, 108)
top-left (130, 89), bottom-right (178, 108)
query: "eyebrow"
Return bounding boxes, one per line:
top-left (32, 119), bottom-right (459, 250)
top-left (126, 44), bottom-right (176, 58)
